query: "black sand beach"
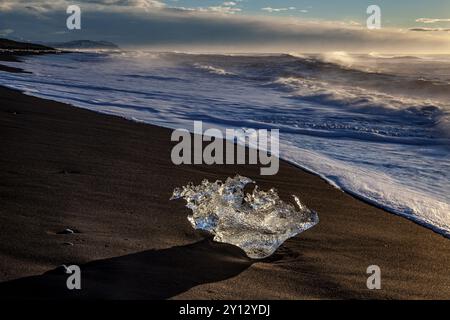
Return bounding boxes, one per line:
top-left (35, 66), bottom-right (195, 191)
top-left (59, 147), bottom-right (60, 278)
top-left (0, 54), bottom-right (449, 299)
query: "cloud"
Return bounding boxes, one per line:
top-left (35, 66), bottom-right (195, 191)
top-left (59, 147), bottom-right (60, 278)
top-left (0, 0), bottom-right (167, 12)
top-left (0, 0), bottom-right (244, 15)
top-left (409, 27), bottom-right (450, 32)
top-left (1, 1), bottom-right (450, 53)
top-left (416, 18), bottom-right (450, 24)
top-left (261, 7), bottom-right (296, 13)
top-left (347, 20), bottom-right (361, 26)
top-left (0, 28), bottom-right (14, 36)
top-left (170, 0), bottom-right (242, 15)
top-left (195, 6), bottom-right (242, 14)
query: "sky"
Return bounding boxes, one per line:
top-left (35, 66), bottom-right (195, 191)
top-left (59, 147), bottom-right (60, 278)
top-left (1, 0), bottom-right (450, 52)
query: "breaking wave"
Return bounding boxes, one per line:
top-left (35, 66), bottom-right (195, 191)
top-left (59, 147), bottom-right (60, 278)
top-left (193, 63), bottom-right (235, 76)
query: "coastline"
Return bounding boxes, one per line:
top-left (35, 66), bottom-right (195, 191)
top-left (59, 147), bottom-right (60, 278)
top-left (0, 82), bottom-right (449, 299)
top-left (3, 50), bottom-right (448, 240)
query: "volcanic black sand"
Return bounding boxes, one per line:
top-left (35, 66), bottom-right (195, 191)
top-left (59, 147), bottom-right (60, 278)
top-left (0, 53), bottom-right (449, 299)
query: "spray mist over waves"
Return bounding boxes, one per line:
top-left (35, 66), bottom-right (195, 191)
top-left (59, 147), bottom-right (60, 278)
top-left (218, 51), bottom-right (450, 142)
top-left (272, 76), bottom-right (450, 141)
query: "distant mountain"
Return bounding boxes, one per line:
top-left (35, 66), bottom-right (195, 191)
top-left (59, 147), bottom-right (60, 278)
top-left (0, 38), bottom-right (55, 51)
top-left (45, 40), bottom-right (119, 50)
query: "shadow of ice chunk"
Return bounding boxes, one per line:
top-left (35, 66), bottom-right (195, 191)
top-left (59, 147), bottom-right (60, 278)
top-left (171, 175), bottom-right (319, 259)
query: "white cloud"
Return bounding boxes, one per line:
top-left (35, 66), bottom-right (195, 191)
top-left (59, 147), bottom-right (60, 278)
top-left (170, 3), bottom-right (242, 15)
top-left (199, 6), bottom-right (241, 14)
top-left (409, 27), bottom-right (450, 32)
top-left (261, 7), bottom-right (296, 13)
top-left (416, 18), bottom-right (450, 24)
top-left (347, 20), bottom-right (361, 26)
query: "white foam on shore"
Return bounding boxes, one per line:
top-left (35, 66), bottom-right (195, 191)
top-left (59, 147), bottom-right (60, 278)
top-left (278, 143), bottom-right (450, 236)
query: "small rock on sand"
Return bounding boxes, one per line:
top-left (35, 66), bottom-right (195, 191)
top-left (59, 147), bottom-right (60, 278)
top-left (57, 228), bottom-right (80, 234)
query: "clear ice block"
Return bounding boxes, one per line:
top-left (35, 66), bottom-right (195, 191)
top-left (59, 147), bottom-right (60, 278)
top-left (171, 175), bottom-right (319, 259)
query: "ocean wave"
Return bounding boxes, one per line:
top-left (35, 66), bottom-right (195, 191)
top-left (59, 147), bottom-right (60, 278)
top-left (279, 145), bottom-right (450, 237)
top-left (319, 51), bottom-right (356, 68)
top-left (124, 74), bottom-right (187, 82)
top-left (193, 63), bottom-right (236, 76)
top-left (368, 52), bottom-right (425, 60)
top-left (178, 52), bottom-right (450, 105)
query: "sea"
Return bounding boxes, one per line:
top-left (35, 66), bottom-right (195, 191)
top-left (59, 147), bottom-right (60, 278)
top-left (0, 50), bottom-right (449, 236)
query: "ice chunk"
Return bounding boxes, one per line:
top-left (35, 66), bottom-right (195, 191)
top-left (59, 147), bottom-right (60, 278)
top-left (171, 175), bottom-right (319, 259)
